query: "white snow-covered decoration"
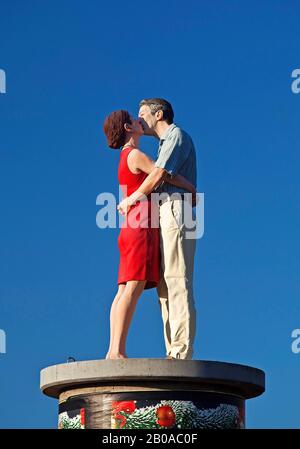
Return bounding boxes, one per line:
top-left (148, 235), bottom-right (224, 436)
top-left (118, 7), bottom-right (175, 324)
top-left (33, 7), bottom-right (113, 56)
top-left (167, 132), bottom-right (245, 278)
top-left (58, 411), bottom-right (84, 429)
top-left (112, 399), bottom-right (243, 429)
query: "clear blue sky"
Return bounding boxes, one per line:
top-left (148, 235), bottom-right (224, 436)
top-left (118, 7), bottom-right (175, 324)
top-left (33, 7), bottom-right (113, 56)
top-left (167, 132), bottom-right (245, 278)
top-left (0, 0), bottom-right (299, 429)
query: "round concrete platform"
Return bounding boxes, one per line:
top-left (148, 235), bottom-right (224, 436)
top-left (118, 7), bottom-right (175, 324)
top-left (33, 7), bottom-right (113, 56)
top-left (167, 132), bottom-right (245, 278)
top-left (41, 358), bottom-right (265, 399)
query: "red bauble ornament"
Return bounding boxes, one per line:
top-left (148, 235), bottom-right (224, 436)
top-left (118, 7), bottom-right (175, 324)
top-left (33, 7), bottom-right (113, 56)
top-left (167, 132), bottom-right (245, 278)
top-left (156, 405), bottom-right (176, 428)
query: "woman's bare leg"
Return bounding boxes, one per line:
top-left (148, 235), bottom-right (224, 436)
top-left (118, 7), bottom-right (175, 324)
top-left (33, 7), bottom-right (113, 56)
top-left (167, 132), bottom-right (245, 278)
top-left (108, 280), bottom-right (146, 359)
top-left (105, 284), bottom-right (126, 359)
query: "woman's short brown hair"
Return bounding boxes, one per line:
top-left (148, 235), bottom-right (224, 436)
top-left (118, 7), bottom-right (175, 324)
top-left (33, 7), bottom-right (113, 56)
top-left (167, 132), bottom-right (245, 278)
top-left (103, 110), bottom-right (132, 149)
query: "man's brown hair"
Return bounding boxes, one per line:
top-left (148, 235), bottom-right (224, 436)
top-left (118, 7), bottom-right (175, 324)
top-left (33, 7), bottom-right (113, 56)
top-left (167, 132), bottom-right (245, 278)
top-left (139, 98), bottom-right (174, 124)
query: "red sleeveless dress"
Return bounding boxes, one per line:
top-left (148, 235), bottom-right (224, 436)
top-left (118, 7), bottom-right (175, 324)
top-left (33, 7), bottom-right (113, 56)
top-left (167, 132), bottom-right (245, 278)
top-left (117, 146), bottom-right (160, 289)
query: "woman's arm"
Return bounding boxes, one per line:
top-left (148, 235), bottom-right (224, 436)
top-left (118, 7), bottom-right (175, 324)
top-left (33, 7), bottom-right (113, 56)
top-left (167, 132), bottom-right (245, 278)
top-left (118, 149), bottom-right (196, 215)
top-left (164, 173), bottom-right (196, 194)
top-left (128, 149), bottom-right (196, 193)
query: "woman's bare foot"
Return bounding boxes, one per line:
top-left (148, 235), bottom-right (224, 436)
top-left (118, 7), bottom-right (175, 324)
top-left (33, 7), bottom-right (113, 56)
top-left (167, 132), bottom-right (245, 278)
top-left (107, 353), bottom-right (128, 359)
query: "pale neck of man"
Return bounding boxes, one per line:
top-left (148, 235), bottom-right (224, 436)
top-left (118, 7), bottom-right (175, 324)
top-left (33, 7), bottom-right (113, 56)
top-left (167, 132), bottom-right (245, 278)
top-left (154, 121), bottom-right (173, 139)
top-left (122, 134), bottom-right (140, 150)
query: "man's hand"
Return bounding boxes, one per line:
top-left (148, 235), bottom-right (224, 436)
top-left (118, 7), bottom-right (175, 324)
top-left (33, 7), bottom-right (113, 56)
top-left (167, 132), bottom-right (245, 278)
top-left (117, 197), bottom-right (132, 216)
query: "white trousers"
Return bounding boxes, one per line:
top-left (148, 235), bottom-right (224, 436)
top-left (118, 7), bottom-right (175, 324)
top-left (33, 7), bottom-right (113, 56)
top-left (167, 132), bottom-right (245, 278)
top-left (157, 199), bottom-right (197, 359)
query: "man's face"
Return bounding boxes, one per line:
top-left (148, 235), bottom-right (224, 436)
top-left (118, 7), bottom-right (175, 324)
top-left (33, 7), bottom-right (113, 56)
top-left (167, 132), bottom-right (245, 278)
top-left (138, 105), bottom-right (157, 136)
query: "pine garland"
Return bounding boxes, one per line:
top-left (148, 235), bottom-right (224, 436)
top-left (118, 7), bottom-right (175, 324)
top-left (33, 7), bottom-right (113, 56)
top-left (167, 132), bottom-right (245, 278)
top-left (114, 400), bottom-right (241, 430)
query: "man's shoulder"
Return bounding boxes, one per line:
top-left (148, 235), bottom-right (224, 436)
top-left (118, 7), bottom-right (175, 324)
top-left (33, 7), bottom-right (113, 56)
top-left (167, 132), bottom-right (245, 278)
top-left (170, 125), bottom-right (194, 148)
top-left (167, 124), bottom-right (191, 140)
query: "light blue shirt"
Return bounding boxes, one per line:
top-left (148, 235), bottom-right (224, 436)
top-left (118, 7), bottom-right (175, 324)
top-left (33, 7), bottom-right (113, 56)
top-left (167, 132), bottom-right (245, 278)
top-left (154, 123), bottom-right (197, 195)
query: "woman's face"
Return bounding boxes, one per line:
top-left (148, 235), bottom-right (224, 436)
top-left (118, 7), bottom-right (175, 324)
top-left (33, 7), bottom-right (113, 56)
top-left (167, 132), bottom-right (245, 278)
top-left (129, 116), bottom-right (144, 136)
